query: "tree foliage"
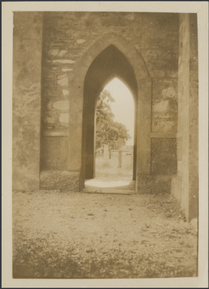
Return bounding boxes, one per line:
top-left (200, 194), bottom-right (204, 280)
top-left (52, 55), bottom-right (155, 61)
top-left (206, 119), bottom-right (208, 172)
top-left (95, 90), bottom-right (130, 149)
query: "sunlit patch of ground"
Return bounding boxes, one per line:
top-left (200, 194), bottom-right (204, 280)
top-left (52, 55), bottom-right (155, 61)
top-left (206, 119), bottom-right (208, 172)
top-left (85, 178), bottom-right (132, 188)
top-left (13, 191), bottom-right (197, 278)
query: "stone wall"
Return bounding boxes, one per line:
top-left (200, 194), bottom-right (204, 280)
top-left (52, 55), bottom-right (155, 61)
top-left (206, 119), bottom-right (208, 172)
top-left (12, 11), bottom-right (199, 220)
top-left (171, 14), bottom-right (198, 221)
top-left (189, 14), bottom-right (198, 220)
top-left (40, 12), bottom-right (179, 190)
top-left (13, 12), bottom-right (43, 190)
top-left (41, 12), bottom-right (178, 136)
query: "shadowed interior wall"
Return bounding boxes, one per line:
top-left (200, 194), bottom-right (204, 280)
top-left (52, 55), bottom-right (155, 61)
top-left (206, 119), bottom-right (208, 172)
top-left (171, 14), bottom-right (198, 221)
top-left (13, 12), bottom-right (43, 190)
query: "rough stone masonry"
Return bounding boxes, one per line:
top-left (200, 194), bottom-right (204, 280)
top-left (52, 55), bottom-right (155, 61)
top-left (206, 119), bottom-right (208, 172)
top-left (13, 12), bottom-right (198, 221)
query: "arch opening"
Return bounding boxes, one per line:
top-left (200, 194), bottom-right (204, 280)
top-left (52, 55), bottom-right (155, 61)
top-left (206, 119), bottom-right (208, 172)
top-left (93, 78), bottom-right (135, 187)
top-left (82, 45), bottom-right (138, 190)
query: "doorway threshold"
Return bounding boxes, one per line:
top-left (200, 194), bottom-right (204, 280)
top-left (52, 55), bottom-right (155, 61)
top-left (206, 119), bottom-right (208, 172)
top-left (82, 177), bottom-right (136, 194)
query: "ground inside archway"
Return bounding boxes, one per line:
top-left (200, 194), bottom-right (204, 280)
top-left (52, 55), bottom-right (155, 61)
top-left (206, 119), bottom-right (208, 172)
top-left (84, 177), bottom-right (135, 193)
top-left (85, 149), bottom-right (135, 193)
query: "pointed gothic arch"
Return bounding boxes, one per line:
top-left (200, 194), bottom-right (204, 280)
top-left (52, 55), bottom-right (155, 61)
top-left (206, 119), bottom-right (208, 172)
top-left (83, 44), bottom-right (138, 180)
top-left (68, 32), bottom-right (152, 190)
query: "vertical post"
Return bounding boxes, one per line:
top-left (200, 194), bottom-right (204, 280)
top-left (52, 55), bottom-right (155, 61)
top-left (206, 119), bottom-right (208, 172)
top-left (104, 144), bottom-right (109, 159)
top-left (118, 151), bottom-right (122, 168)
top-left (108, 144), bottom-right (111, 159)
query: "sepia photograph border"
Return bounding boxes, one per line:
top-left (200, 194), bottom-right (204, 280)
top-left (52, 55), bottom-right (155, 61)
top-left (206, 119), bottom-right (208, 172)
top-left (2, 1), bottom-right (208, 288)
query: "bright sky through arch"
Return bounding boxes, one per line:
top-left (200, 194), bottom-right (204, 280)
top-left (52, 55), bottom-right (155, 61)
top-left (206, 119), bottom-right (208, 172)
top-left (104, 78), bottom-right (135, 146)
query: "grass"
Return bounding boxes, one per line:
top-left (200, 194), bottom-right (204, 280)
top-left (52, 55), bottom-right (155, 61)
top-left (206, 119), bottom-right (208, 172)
top-left (95, 152), bottom-right (133, 178)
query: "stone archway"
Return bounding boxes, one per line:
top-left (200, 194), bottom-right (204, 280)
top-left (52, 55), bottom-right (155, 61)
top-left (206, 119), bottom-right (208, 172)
top-left (83, 45), bottom-right (138, 181)
top-left (69, 32), bottom-right (151, 190)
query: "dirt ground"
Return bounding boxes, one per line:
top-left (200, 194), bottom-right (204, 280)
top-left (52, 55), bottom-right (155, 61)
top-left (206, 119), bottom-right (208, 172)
top-left (13, 190), bottom-right (198, 279)
top-left (95, 151), bottom-right (133, 178)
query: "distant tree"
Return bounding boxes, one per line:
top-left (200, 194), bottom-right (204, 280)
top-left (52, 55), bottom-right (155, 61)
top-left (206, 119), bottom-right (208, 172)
top-left (95, 90), bottom-right (130, 149)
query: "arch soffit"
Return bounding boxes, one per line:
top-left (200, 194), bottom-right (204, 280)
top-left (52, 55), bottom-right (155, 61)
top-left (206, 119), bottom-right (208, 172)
top-left (74, 32), bottom-right (150, 85)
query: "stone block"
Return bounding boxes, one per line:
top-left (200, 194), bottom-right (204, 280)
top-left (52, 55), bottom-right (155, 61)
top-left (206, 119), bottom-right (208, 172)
top-left (44, 117), bottom-right (55, 124)
top-left (53, 59), bottom-right (75, 64)
top-left (153, 79), bottom-right (178, 100)
top-left (59, 113), bottom-right (69, 124)
top-left (153, 176), bottom-right (172, 194)
top-left (57, 75), bottom-right (68, 86)
top-left (137, 175), bottom-right (172, 194)
top-left (141, 48), bottom-right (178, 78)
top-left (58, 50), bottom-right (67, 57)
top-left (40, 170), bottom-right (80, 191)
top-left (152, 79), bottom-right (178, 132)
top-left (53, 100), bottom-right (69, 111)
top-left (153, 100), bottom-right (169, 113)
top-left (62, 68), bottom-right (73, 72)
top-left (76, 39), bottom-right (86, 44)
top-left (152, 119), bottom-right (176, 132)
top-left (151, 138), bottom-right (177, 175)
top-left (49, 49), bottom-right (59, 56)
top-left (40, 137), bottom-right (68, 170)
top-left (62, 89), bottom-right (70, 96)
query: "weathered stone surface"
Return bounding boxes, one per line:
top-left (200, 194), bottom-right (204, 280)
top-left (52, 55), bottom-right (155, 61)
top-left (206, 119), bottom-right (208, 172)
top-left (40, 13), bottom-right (179, 195)
top-left (53, 59), bottom-right (75, 64)
top-left (49, 49), bottom-right (59, 56)
top-left (171, 14), bottom-right (198, 221)
top-left (42, 12), bottom-right (178, 142)
top-left (62, 68), bottom-right (73, 72)
top-left (47, 101), bottom-right (53, 110)
top-left (153, 120), bottom-right (176, 132)
top-left (137, 78), bottom-right (152, 175)
top-left (153, 100), bottom-right (170, 113)
top-left (76, 39), bottom-right (86, 44)
top-left (53, 100), bottom-right (69, 111)
top-left (57, 75), bottom-right (68, 86)
top-left (137, 175), bottom-right (172, 194)
top-left (171, 175), bottom-right (182, 202)
top-left (151, 138), bottom-right (177, 175)
top-left (153, 79), bottom-right (178, 100)
top-left (152, 79), bottom-right (178, 132)
top-left (13, 12), bottom-right (43, 190)
top-left (40, 171), bottom-right (79, 191)
top-left (40, 137), bottom-right (68, 170)
top-left (141, 48), bottom-right (178, 79)
top-left (57, 74), bottom-right (67, 80)
top-left (62, 89), bottom-right (70, 96)
top-left (188, 14), bottom-right (198, 221)
top-left (44, 117), bottom-right (55, 124)
top-left (59, 113), bottom-right (69, 123)
top-left (12, 12), bottom-right (198, 222)
top-left (58, 50), bottom-right (67, 57)
top-left (162, 87), bottom-right (176, 99)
